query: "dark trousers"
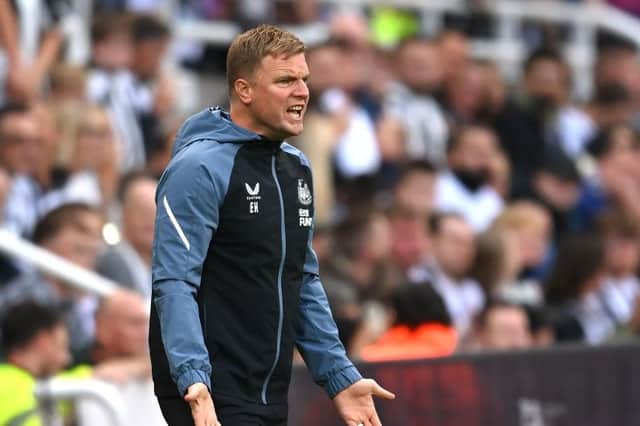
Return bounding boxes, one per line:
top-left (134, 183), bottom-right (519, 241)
top-left (158, 395), bottom-right (287, 426)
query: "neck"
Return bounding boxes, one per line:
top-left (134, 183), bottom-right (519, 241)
top-left (229, 102), bottom-right (276, 140)
top-left (8, 351), bottom-right (42, 377)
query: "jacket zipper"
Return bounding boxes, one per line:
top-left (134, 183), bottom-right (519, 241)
top-left (261, 153), bottom-right (286, 405)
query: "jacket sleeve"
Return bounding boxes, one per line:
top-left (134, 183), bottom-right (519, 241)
top-left (151, 146), bottom-right (223, 396)
top-left (295, 225), bottom-right (363, 398)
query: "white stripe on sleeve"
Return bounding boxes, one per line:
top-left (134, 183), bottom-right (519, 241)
top-left (163, 195), bottom-right (191, 250)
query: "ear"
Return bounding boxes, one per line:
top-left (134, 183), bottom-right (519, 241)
top-left (233, 78), bottom-right (253, 105)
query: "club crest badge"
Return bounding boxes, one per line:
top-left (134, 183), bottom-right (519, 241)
top-left (297, 179), bottom-right (312, 206)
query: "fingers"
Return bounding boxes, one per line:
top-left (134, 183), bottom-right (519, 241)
top-left (371, 380), bottom-right (395, 400)
top-left (190, 404), bottom-right (217, 426)
top-left (371, 410), bottom-right (383, 426)
top-left (184, 392), bottom-right (197, 403)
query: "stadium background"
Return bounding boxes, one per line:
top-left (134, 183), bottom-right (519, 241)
top-left (1, 0), bottom-right (640, 425)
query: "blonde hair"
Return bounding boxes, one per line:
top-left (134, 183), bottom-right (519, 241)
top-left (490, 201), bottom-right (549, 233)
top-left (226, 24), bottom-right (305, 94)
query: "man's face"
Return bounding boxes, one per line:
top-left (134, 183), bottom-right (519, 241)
top-left (99, 294), bottom-right (149, 357)
top-left (0, 111), bottom-right (41, 175)
top-left (449, 128), bottom-right (498, 173)
top-left (433, 217), bottom-right (475, 280)
top-left (94, 34), bottom-right (133, 70)
top-left (43, 224), bottom-right (101, 270)
top-left (245, 53), bottom-right (310, 140)
top-left (481, 307), bottom-right (532, 351)
top-left (397, 41), bottom-right (443, 94)
top-left (525, 59), bottom-right (568, 107)
top-left (134, 38), bottom-right (168, 80)
top-left (390, 217), bottom-right (430, 269)
top-left (123, 179), bottom-right (157, 256)
top-left (35, 324), bottom-right (71, 377)
top-left (395, 171), bottom-right (435, 216)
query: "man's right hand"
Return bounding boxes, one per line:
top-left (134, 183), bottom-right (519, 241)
top-left (184, 382), bottom-right (221, 426)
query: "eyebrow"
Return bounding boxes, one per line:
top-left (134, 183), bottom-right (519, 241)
top-left (275, 73), bottom-right (310, 82)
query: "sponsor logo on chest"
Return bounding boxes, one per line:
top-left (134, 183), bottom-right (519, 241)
top-left (297, 179), bottom-right (313, 227)
top-left (245, 182), bottom-right (261, 214)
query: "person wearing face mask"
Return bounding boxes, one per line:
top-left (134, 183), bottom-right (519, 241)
top-left (434, 124), bottom-right (504, 232)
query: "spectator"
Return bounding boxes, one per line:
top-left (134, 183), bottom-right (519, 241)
top-left (393, 160), bottom-right (437, 217)
top-left (0, 103), bottom-right (42, 236)
top-left (316, 58), bottom-right (381, 181)
top-left (88, 13), bottom-right (172, 173)
top-left (323, 210), bottom-right (393, 305)
top-left (96, 171), bottom-right (157, 298)
top-left (520, 145), bottom-right (583, 241)
top-left (483, 57), bottom-right (546, 198)
top-left (498, 48), bottom-right (571, 192)
top-left (470, 228), bottom-right (521, 296)
top-left (88, 13), bottom-right (133, 75)
top-left (0, 103), bottom-right (39, 177)
top-left (434, 124), bottom-right (504, 232)
top-left (490, 201), bottom-right (552, 288)
top-left (443, 60), bottom-right (487, 125)
top-left (0, 203), bottom-right (104, 351)
top-left (578, 123), bottom-right (640, 227)
top-left (470, 300), bottom-right (533, 351)
top-left (380, 37), bottom-right (449, 166)
top-left (65, 105), bottom-right (119, 208)
top-left (72, 290), bottom-right (151, 383)
top-left (86, 13), bottom-right (138, 171)
top-left (360, 283), bottom-right (457, 361)
top-left (594, 36), bottom-right (640, 108)
top-left (595, 210), bottom-right (640, 330)
top-left (520, 48), bottom-right (571, 121)
top-left (0, 302), bottom-right (71, 425)
top-left (436, 30), bottom-right (471, 86)
top-left (556, 83), bottom-right (634, 159)
top-left (3, 103), bottom-right (108, 238)
top-left (545, 233), bottom-right (610, 343)
top-left (428, 213), bottom-right (485, 339)
top-left (388, 205), bottom-right (431, 283)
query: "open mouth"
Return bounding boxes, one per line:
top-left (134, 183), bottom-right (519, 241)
top-left (287, 105), bottom-right (304, 120)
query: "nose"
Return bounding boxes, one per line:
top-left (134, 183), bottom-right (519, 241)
top-left (293, 79), bottom-right (309, 99)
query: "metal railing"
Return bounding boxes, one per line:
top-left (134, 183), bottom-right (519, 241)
top-left (0, 228), bottom-right (117, 297)
top-left (163, 0), bottom-right (640, 98)
top-left (58, 1), bottom-right (640, 97)
top-left (35, 378), bottom-right (128, 426)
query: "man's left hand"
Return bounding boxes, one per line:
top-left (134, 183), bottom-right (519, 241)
top-left (333, 378), bottom-right (395, 426)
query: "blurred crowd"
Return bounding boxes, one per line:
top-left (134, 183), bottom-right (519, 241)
top-left (0, 0), bottom-right (640, 409)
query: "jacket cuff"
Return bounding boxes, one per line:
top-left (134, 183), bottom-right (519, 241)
top-left (176, 368), bottom-right (212, 396)
top-left (325, 365), bottom-right (362, 399)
